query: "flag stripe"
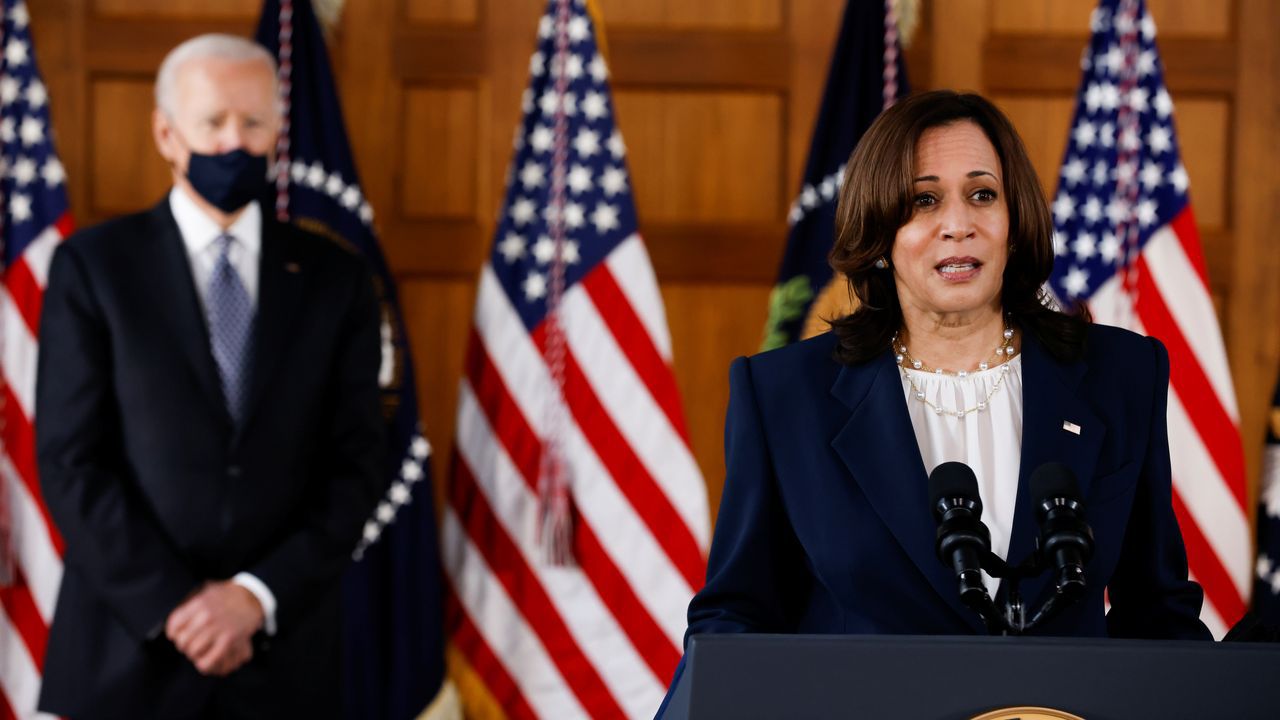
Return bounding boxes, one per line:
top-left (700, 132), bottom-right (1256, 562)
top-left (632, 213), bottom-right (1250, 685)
top-left (1133, 257), bottom-right (1247, 511)
top-left (1144, 219), bottom-right (1238, 420)
top-left (1171, 490), bottom-right (1246, 625)
top-left (2, 461), bottom-right (60, 622)
top-left (560, 279), bottom-right (707, 541)
top-left (441, 506), bottom-right (590, 719)
top-left (0, 289), bottom-right (38, 421)
top-left (533, 323), bottom-right (705, 590)
top-left (0, 610), bottom-right (42, 720)
top-left (1, 384), bottom-right (62, 557)
top-left (444, 590), bottom-right (538, 720)
top-left (1166, 391), bottom-right (1252, 596)
top-left (604, 235), bottom-right (672, 363)
top-left (582, 264), bottom-right (689, 441)
top-left (0, 569), bottom-right (45, 674)
top-left (3, 261), bottom-right (42, 339)
top-left (464, 331), bottom-right (684, 677)
top-left (470, 272), bottom-right (695, 645)
top-left (454, 379), bottom-right (668, 713)
top-left (1168, 207), bottom-right (1209, 288)
top-left (1193, 577), bottom-right (1228, 639)
top-left (448, 458), bottom-right (627, 718)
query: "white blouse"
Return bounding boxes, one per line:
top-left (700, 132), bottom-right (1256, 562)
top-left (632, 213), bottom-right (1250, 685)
top-left (901, 355), bottom-right (1024, 598)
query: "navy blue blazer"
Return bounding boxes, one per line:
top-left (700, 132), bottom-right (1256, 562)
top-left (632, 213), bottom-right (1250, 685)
top-left (660, 324), bottom-right (1209, 713)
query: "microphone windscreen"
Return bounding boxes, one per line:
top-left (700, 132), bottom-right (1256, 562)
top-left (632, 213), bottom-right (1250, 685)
top-left (1029, 461), bottom-right (1081, 503)
top-left (928, 461), bottom-right (980, 508)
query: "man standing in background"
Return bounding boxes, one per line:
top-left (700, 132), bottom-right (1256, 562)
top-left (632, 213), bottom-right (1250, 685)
top-left (34, 33), bottom-right (384, 718)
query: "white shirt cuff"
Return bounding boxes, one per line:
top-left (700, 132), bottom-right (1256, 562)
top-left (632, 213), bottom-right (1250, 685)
top-left (231, 572), bottom-right (278, 636)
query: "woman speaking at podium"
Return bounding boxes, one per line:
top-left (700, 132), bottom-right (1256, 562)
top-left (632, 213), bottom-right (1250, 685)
top-left (675, 89), bottom-right (1210, 682)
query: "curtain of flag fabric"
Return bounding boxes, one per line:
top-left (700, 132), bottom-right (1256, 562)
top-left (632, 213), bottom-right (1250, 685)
top-left (254, 2), bottom-right (446, 717)
top-left (760, 0), bottom-right (908, 351)
top-left (1047, 0), bottom-right (1248, 638)
top-left (441, 1), bottom-right (709, 717)
top-left (0, 1), bottom-right (73, 717)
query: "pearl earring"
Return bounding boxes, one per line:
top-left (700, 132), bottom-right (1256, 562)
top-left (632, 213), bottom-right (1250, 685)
top-left (874, 256), bottom-right (888, 269)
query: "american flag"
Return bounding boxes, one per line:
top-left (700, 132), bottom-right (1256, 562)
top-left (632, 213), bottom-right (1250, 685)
top-left (1253, 372), bottom-right (1280, 623)
top-left (0, 0), bottom-right (72, 717)
top-left (442, 0), bottom-right (708, 717)
top-left (1047, 0), bottom-right (1248, 638)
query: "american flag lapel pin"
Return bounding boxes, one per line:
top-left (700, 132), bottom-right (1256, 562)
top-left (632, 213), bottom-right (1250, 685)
top-left (1062, 420), bottom-right (1082, 436)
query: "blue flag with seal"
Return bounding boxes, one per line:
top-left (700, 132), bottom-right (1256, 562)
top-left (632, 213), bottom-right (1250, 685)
top-left (255, 1), bottom-right (446, 717)
top-left (761, 0), bottom-right (910, 350)
top-left (1254, 370), bottom-right (1280, 624)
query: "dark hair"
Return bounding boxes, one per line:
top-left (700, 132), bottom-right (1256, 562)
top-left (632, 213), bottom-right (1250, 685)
top-left (827, 90), bottom-right (1088, 365)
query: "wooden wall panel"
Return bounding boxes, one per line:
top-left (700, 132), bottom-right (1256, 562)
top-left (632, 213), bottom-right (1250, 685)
top-left (1174, 98), bottom-right (1228, 230)
top-left (406, 0), bottom-right (479, 25)
top-left (89, 77), bottom-right (170, 214)
top-left (991, 0), bottom-right (1230, 36)
top-left (615, 91), bottom-right (782, 223)
top-left (93, 0), bottom-right (258, 19)
top-left (600, 0), bottom-right (783, 30)
top-left (401, 84), bottom-right (481, 220)
top-left (991, 96), bottom-right (1075, 200)
top-left (661, 283), bottom-right (772, 518)
top-left (399, 278), bottom-right (478, 491)
top-left (1229, 0), bottom-right (1280, 498)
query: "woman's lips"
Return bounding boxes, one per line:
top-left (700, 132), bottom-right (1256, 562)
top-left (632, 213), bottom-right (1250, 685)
top-left (935, 257), bottom-right (982, 281)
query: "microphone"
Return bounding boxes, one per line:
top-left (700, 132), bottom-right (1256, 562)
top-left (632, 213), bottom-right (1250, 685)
top-left (929, 462), bottom-right (995, 615)
top-left (1030, 462), bottom-right (1095, 602)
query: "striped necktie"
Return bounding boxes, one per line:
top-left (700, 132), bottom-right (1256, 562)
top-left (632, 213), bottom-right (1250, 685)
top-left (206, 233), bottom-right (255, 424)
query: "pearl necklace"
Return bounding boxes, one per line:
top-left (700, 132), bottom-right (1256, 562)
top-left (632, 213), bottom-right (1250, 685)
top-left (893, 323), bottom-right (1017, 418)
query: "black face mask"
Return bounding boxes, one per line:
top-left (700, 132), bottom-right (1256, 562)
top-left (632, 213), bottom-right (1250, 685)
top-left (185, 148), bottom-right (270, 213)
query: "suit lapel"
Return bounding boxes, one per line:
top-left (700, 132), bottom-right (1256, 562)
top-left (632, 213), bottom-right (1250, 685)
top-left (829, 351), bottom-right (983, 631)
top-left (238, 220), bottom-right (304, 439)
top-left (149, 202), bottom-right (233, 428)
top-left (1000, 331), bottom-right (1105, 606)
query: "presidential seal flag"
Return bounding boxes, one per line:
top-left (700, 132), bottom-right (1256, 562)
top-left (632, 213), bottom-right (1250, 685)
top-left (760, 0), bottom-right (909, 351)
top-left (0, 1), bottom-right (74, 717)
top-left (1047, 0), bottom-right (1248, 637)
top-left (1253, 372), bottom-right (1280, 624)
top-left (254, 2), bottom-right (448, 717)
top-left (443, 0), bottom-right (709, 717)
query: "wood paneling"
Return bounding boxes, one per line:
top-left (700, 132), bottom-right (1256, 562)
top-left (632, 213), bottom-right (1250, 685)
top-left (984, 36), bottom-right (1237, 95)
top-left (992, 96), bottom-right (1076, 200)
top-left (89, 77), bottom-right (170, 214)
top-left (600, 0), bottom-right (783, 30)
top-left (399, 278), bottom-right (478, 490)
top-left (406, 0), bottom-right (478, 25)
top-left (401, 85), bottom-right (481, 220)
top-left (93, 0), bottom-right (258, 19)
top-left (1175, 98), bottom-right (1229, 230)
top-left (661, 282), bottom-right (773, 520)
top-left (1229, 0), bottom-right (1280, 502)
top-left (608, 31), bottom-right (789, 90)
top-left (615, 90), bottom-right (782, 223)
top-left (991, 0), bottom-right (1231, 37)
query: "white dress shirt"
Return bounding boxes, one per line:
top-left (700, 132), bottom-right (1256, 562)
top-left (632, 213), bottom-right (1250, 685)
top-left (901, 355), bottom-right (1024, 598)
top-left (168, 187), bottom-right (278, 635)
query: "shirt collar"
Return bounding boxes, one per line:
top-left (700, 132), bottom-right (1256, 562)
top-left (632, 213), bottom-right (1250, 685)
top-left (168, 185), bottom-right (263, 257)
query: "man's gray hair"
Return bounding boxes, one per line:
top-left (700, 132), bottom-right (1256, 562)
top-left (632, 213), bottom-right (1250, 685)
top-left (155, 34), bottom-right (279, 116)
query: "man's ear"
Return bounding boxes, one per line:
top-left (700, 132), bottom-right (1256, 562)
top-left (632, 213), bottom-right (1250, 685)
top-left (152, 108), bottom-right (177, 168)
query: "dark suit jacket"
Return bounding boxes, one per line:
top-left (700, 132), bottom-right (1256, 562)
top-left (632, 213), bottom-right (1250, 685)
top-left (659, 324), bottom-right (1209, 715)
top-left (35, 199), bottom-right (386, 719)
